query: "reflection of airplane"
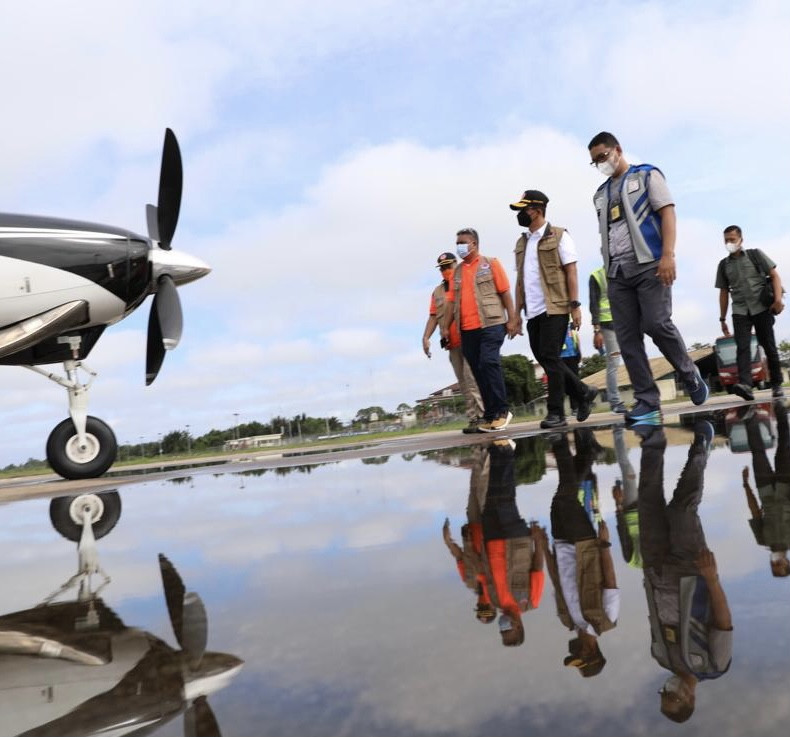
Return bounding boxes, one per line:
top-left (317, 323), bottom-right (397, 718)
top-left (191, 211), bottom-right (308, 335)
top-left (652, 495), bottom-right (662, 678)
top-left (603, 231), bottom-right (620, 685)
top-left (0, 491), bottom-right (242, 737)
top-left (0, 129), bottom-right (210, 479)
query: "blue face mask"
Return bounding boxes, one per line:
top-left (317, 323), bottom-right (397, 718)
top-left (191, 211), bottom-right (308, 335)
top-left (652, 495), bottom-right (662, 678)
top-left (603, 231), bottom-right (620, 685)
top-left (456, 242), bottom-right (470, 259)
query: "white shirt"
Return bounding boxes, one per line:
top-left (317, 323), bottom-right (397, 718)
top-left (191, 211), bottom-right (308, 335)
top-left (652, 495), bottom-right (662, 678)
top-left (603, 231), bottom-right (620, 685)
top-left (555, 541), bottom-right (620, 635)
top-left (523, 223), bottom-right (579, 319)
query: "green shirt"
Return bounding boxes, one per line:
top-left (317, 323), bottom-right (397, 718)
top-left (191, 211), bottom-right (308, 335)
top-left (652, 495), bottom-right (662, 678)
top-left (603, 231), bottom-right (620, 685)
top-left (715, 248), bottom-right (775, 316)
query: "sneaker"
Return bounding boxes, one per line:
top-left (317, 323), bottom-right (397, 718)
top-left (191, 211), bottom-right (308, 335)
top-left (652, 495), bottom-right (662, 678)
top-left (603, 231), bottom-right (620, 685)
top-left (687, 367), bottom-right (709, 406)
top-left (632, 424), bottom-right (667, 448)
top-left (492, 438), bottom-right (516, 451)
top-left (693, 420), bottom-right (715, 458)
top-left (772, 386), bottom-right (785, 399)
top-left (481, 411), bottom-right (513, 432)
top-left (576, 385), bottom-right (598, 422)
top-left (540, 414), bottom-right (568, 430)
top-left (732, 383), bottom-right (755, 401)
top-left (477, 420), bottom-right (494, 432)
top-left (462, 418), bottom-right (483, 434)
top-left (611, 403), bottom-right (628, 414)
top-left (625, 401), bottom-right (662, 424)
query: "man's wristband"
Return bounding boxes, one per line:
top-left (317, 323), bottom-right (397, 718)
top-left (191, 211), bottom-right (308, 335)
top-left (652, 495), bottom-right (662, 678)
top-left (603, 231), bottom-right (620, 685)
top-left (569, 300), bottom-right (581, 309)
top-left (719, 317), bottom-right (727, 322)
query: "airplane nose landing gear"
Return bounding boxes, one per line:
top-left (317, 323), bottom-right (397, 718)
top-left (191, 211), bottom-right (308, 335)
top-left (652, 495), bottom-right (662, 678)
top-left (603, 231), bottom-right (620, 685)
top-left (46, 415), bottom-right (117, 479)
top-left (27, 346), bottom-right (118, 479)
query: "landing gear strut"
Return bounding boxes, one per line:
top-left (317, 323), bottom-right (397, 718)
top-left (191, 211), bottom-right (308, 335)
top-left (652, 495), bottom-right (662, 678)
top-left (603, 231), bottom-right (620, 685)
top-left (25, 337), bottom-right (117, 479)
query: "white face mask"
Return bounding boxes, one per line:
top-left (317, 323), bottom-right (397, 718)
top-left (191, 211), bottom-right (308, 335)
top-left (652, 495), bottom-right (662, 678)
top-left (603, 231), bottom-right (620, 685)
top-left (456, 242), bottom-right (470, 259)
top-left (725, 240), bottom-right (742, 254)
top-left (663, 675), bottom-right (685, 695)
top-left (598, 159), bottom-right (617, 177)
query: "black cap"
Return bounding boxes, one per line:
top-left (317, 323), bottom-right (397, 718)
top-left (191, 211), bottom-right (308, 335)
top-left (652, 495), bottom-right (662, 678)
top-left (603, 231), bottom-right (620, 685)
top-left (436, 252), bottom-right (457, 268)
top-left (509, 189), bottom-right (549, 210)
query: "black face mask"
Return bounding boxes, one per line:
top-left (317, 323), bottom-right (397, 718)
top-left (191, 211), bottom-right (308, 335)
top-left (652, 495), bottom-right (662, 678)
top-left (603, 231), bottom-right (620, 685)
top-left (516, 209), bottom-right (532, 228)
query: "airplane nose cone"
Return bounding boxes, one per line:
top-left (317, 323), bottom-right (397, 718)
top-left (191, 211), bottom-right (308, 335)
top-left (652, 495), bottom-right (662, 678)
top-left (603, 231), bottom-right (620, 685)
top-left (150, 247), bottom-right (212, 287)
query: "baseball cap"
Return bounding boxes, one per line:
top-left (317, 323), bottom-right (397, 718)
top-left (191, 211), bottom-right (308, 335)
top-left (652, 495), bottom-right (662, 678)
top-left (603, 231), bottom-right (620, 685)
top-left (436, 252), bottom-right (457, 268)
top-left (509, 190), bottom-right (549, 211)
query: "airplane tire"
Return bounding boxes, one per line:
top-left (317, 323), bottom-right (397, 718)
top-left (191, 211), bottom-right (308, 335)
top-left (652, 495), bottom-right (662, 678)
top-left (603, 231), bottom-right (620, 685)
top-left (46, 416), bottom-right (118, 480)
top-left (49, 491), bottom-right (122, 542)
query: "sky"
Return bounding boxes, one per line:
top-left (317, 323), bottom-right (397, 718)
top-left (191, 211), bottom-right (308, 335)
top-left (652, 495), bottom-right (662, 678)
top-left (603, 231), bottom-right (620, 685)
top-left (2, 0), bottom-right (790, 466)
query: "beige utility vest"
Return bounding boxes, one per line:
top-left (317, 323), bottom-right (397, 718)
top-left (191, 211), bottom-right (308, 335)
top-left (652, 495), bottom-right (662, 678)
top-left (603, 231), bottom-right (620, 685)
top-left (453, 256), bottom-right (507, 329)
top-left (547, 539), bottom-right (617, 635)
top-left (432, 281), bottom-right (450, 322)
top-left (483, 537), bottom-right (536, 610)
top-left (514, 224), bottom-right (570, 316)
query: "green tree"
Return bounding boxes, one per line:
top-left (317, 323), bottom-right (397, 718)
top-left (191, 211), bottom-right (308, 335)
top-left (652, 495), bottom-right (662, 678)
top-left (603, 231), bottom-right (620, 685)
top-left (502, 354), bottom-right (541, 405)
top-left (579, 353), bottom-right (607, 378)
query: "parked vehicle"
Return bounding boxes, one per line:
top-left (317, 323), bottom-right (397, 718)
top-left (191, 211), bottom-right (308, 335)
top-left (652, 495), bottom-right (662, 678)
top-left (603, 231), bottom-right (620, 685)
top-left (714, 335), bottom-right (769, 392)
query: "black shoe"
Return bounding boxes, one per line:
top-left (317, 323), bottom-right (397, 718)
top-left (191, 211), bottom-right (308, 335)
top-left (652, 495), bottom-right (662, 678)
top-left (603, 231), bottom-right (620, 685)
top-left (732, 383), bottom-right (755, 401)
top-left (540, 414), bottom-right (568, 430)
top-left (576, 386), bottom-right (598, 422)
top-left (773, 386), bottom-right (785, 398)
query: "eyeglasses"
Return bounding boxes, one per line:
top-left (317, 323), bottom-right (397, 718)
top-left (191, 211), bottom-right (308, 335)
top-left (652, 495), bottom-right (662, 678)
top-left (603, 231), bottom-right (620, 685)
top-left (590, 149), bottom-right (613, 167)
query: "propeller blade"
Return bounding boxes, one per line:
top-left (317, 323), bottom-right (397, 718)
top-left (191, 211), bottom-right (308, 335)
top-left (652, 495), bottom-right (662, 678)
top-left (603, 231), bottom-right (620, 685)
top-left (145, 301), bottom-right (165, 386)
top-left (146, 203), bottom-right (160, 242)
top-left (156, 127), bottom-right (182, 250)
top-left (145, 276), bottom-right (183, 385)
top-left (159, 554), bottom-right (208, 667)
top-left (184, 696), bottom-right (221, 737)
top-left (156, 275), bottom-right (184, 350)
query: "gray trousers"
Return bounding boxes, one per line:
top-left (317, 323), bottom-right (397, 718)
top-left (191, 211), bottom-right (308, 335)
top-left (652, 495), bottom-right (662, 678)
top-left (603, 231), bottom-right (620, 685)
top-left (601, 326), bottom-right (622, 408)
top-left (448, 346), bottom-right (484, 420)
top-left (608, 267), bottom-right (696, 408)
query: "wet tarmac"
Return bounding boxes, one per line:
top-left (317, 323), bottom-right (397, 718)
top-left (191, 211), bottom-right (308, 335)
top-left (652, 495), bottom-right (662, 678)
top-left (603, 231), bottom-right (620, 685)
top-left (1, 398), bottom-right (788, 736)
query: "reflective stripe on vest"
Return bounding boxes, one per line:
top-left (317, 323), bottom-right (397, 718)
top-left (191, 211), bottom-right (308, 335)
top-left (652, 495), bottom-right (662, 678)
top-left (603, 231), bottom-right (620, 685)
top-left (593, 165), bottom-right (664, 269)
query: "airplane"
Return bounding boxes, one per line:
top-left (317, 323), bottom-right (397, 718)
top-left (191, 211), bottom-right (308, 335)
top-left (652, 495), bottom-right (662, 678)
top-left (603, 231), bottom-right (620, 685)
top-left (0, 129), bottom-right (210, 480)
top-left (0, 490), bottom-right (243, 737)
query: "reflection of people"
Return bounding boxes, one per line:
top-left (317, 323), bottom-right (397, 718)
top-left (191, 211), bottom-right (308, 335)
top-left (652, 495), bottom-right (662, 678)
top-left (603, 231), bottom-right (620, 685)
top-left (442, 440), bottom-right (545, 646)
top-left (587, 131), bottom-right (708, 423)
top-left (589, 266), bottom-right (626, 413)
top-left (741, 402), bottom-right (790, 577)
top-left (716, 225), bottom-right (785, 401)
top-left (510, 190), bottom-right (597, 431)
top-left (542, 429), bottom-right (619, 676)
top-left (636, 421), bottom-right (732, 723)
top-left (441, 228), bottom-right (519, 432)
top-left (423, 251), bottom-right (484, 433)
top-left (611, 426), bottom-right (641, 568)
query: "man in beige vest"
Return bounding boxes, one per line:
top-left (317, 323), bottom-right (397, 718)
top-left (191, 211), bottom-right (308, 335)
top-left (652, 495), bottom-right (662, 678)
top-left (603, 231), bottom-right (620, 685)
top-left (510, 190), bottom-right (598, 430)
top-left (423, 252), bottom-right (484, 433)
top-left (541, 430), bottom-right (619, 677)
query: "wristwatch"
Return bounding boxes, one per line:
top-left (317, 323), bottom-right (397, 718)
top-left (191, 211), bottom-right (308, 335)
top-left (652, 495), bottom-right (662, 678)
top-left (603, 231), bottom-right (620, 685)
top-left (569, 300), bottom-right (581, 309)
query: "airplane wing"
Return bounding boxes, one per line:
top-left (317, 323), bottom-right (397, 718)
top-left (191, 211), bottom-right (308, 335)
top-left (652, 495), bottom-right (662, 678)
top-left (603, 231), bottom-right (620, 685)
top-left (0, 300), bottom-right (88, 359)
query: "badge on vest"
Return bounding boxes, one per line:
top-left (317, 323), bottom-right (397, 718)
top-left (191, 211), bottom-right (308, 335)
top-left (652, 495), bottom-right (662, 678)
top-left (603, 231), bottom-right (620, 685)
top-left (480, 262), bottom-right (491, 271)
top-left (627, 179), bottom-right (640, 194)
top-left (609, 203), bottom-right (623, 223)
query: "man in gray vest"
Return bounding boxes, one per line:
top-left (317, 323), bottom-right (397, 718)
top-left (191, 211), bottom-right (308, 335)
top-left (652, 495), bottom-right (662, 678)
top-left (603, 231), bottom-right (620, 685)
top-left (587, 132), bottom-right (708, 424)
top-left (637, 421), bottom-right (733, 723)
top-left (716, 225), bottom-right (785, 401)
top-left (422, 252), bottom-right (485, 432)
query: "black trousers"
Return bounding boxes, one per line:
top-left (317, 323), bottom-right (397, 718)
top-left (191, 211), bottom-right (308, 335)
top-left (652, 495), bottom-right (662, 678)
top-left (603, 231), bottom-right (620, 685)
top-left (527, 313), bottom-right (588, 417)
top-left (733, 310), bottom-right (783, 388)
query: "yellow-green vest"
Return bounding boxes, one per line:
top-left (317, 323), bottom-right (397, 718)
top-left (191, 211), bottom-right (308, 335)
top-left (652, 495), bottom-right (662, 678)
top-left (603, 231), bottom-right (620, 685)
top-left (591, 266), bottom-right (613, 323)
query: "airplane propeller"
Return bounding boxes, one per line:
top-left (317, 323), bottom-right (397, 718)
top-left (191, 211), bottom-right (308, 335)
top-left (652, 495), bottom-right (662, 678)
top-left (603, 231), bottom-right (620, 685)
top-left (144, 129), bottom-right (193, 386)
top-left (146, 127), bottom-right (182, 250)
top-left (159, 553), bottom-right (228, 737)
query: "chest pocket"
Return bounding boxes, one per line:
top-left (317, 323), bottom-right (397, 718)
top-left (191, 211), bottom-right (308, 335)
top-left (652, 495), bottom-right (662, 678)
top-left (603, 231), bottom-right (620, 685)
top-left (538, 240), bottom-right (563, 283)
